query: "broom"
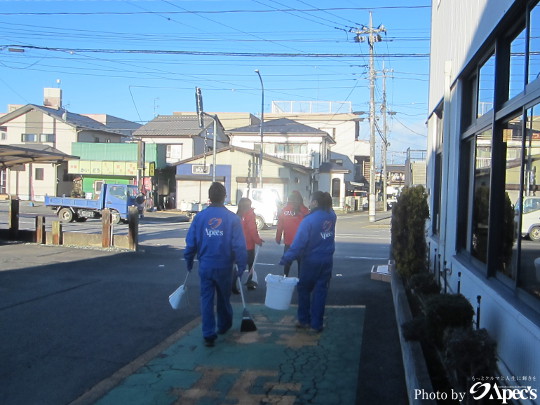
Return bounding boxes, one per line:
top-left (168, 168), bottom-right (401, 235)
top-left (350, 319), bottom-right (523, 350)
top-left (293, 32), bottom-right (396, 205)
top-left (236, 266), bottom-right (257, 332)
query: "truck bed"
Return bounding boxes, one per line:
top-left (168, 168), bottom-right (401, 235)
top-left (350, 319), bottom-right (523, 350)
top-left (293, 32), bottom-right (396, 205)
top-left (44, 196), bottom-right (102, 210)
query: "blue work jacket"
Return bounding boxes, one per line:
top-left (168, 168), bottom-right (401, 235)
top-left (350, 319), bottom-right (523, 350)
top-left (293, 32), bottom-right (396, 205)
top-left (280, 208), bottom-right (336, 265)
top-left (184, 204), bottom-right (247, 271)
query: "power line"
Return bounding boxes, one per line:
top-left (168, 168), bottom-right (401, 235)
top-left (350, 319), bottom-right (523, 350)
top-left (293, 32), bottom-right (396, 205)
top-left (294, 0), bottom-right (363, 27)
top-left (0, 6), bottom-right (431, 16)
top-left (254, 0), bottom-right (344, 30)
top-left (1, 44), bottom-right (429, 59)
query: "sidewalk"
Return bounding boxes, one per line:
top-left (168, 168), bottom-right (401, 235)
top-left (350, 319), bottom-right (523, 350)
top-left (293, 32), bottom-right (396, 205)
top-left (73, 305), bottom-right (366, 405)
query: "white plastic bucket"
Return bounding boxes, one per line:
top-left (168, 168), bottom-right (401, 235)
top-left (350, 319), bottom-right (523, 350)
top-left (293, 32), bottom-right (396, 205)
top-left (264, 274), bottom-right (299, 310)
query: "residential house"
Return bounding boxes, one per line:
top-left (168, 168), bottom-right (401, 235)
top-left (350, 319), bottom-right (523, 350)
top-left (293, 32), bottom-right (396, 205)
top-left (0, 88), bottom-right (136, 201)
top-left (132, 115), bottom-right (229, 166)
top-left (228, 117), bottom-right (355, 208)
top-left (228, 117), bottom-right (334, 168)
top-left (427, 0), bottom-right (540, 391)
top-left (173, 145), bottom-right (312, 209)
top-left (266, 101), bottom-right (370, 190)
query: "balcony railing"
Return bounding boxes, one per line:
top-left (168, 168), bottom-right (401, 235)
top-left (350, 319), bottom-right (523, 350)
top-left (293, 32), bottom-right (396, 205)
top-left (271, 152), bottom-right (313, 167)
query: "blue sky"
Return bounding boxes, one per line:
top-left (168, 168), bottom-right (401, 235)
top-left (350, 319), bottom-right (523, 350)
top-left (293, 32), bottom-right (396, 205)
top-left (0, 0), bottom-right (431, 160)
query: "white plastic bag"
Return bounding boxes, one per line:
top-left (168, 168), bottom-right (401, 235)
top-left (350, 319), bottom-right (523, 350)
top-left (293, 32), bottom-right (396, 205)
top-left (169, 284), bottom-right (187, 309)
top-left (169, 271), bottom-right (190, 310)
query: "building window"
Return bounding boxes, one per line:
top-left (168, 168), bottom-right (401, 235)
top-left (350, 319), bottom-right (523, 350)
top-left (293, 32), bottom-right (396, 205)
top-left (509, 27), bottom-right (527, 100)
top-left (0, 169), bottom-right (6, 194)
top-left (166, 144), bottom-right (183, 161)
top-left (331, 178), bottom-right (341, 207)
top-left (471, 129), bottom-right (492, 264)
top-left (516, 103), bottom-right (540, 298)
top-left (0, 126), bottom-right (6, 141)
top-left (477, 53), bottom-right (495, 118)
top-left (528, 2), bottom-right (540, 85)
top-left (40, 133), bottom-right (55, 143)
top-left (35, 168), bottom-right (44, 181)
top-left (21, 133), bottom-right (38, 142)
top-left (21, 133), bottom-right (55, 143)
top-left (499, 115), bottom-right (524, 279)
top-left (432, 106), bottom-right (444, 236)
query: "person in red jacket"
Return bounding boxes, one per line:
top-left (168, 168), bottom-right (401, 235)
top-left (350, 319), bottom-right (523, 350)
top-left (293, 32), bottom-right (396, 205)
top-left (275, 191), bottom-right (309, 277)
top-left (236, 198), bottom-right (264, 290)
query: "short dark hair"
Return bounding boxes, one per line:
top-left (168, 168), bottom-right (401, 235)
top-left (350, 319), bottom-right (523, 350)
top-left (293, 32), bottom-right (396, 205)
top-left (208, 182), bottom-right (226, 204)
top-left (311, 191), bottom-right (332, 211)
top-left (322, 192), bottom-right (333, 210)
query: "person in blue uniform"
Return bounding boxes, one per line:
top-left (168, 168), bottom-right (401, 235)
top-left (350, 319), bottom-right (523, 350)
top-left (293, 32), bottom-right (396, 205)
top-left (184, 182), bottom-right (247, 347)
top-left (279, 191), bottom-right (336, 333)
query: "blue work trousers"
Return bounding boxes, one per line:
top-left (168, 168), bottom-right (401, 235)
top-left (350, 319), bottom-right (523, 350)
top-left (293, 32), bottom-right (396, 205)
top-left (199, 264), bottom-right (233, 339)
top-left (296, 257), bottom-right (333, 331)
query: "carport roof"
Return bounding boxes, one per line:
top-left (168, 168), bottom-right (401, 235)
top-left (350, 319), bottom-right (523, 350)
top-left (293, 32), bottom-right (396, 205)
top-left (0, 144), bottom-right (77, 168)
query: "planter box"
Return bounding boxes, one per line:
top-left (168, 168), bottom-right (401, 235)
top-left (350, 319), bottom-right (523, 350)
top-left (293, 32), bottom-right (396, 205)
top-left (391, 268), bottom-right (436, 404)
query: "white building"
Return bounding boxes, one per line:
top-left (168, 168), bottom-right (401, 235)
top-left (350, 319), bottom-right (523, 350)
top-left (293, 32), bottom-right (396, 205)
top-left (266, 101), bottom-right (369, 187)
top-left (427, 0), bottom-right (540, 394)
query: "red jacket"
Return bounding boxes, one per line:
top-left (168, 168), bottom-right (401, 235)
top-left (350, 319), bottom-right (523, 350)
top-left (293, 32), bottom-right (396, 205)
top-left (241, 208), bottom-right (263, 250)
top-left (275, 202), bottom-right (309, 246)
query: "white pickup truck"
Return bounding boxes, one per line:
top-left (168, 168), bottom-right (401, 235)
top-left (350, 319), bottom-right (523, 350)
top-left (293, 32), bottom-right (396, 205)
top-left (227, 188), bottom-right (281, 230)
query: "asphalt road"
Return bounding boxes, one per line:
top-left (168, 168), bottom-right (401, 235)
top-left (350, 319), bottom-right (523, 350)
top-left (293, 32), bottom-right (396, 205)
top-left (0, 206), bottom-right (406, 404)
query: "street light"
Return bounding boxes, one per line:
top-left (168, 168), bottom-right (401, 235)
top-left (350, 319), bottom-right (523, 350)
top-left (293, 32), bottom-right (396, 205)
top-left (255, 69), bottom-right (264, 188)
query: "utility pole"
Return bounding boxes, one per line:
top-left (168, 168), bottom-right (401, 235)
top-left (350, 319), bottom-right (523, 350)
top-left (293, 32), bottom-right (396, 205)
top-left (195, 87), bottom-right (218, 182)
top-left (350, 12), bottom-right (385, 222)
top-left (381, 64), bottom-right (393, 212)
top-left (255, 70), bottom-right (264, 189)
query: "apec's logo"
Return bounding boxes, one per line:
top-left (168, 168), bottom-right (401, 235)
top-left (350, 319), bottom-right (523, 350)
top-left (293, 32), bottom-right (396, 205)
top-left (208, 217), bottom-right (222, 229)
top-left (205, 217), bottom-right (224, 237)
top-left (320, 220), bottom-right (334, 240)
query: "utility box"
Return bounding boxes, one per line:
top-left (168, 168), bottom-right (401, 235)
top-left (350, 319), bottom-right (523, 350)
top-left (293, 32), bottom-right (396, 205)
top-left (371, 262), bottom-right (392, 283)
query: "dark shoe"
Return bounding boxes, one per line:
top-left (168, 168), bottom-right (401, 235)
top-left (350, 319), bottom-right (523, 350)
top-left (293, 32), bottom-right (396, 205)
top-left (246, 281), bottom-right (257, 290)
top-left (204, 335), bottom-right (217, 347)
top-left (295, 322), bottom-right (309, 330)
top-left (310, 327), bottom-right (324, 334)
top-left (232, 284), bottom-right (240, 295)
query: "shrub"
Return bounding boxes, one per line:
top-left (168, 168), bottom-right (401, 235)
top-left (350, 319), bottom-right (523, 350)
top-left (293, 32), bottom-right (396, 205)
top-left (424, 294), bottom-right (474, 348)
top-left (409, 272), bottom-right (440, 296)
top-left (443, 328), bottom-right (498, 393)
top-left (391, 186), bottom-right (429, 278)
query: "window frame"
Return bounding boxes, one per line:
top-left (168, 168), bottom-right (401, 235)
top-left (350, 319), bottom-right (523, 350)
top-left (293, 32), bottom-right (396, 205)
top-left (34, 167), bottom-right (44, 181)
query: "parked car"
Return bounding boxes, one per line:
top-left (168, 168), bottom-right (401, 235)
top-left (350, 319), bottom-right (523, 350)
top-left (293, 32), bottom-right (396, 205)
top-left (519, 196), bottom-right (540, 241)
top-left (227, 188), bottom-right (281, 230)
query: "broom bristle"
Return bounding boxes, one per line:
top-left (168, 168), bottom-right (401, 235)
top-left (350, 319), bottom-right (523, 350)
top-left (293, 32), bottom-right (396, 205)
top-left (241, 317), bottom-right (257, 332)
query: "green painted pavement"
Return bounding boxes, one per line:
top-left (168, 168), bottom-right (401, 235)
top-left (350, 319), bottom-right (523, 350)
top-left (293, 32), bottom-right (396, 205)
top-left (96, 304), bottom-right (365, 405)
